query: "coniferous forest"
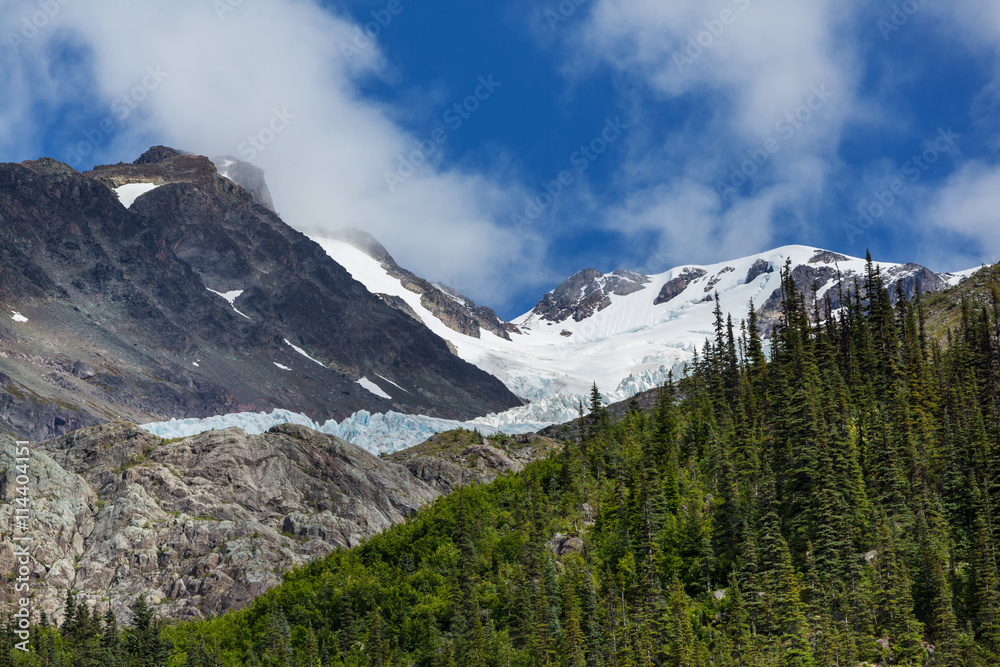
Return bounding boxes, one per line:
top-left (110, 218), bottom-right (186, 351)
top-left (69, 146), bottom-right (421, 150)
top-left (7, 258), bottom-right (1000, 666)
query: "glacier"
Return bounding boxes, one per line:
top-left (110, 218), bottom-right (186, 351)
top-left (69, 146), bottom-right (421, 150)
top-left (141, 362), bottom-right (682, 455)
top-left (143, 236), bottom-right (979, 457)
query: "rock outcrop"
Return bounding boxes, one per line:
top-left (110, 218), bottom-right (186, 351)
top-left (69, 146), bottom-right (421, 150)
top-left (654, 269), bottom-right (708, 306)
top-left (532, 269), bottom-right (651, 323)
top-left (0, 424), bottom-right (437, 622)
top-left (389, 429), bottom-right (561, 495)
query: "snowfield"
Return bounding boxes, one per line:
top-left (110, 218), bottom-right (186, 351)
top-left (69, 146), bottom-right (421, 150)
top-left (207, 288), bottom-right (252, 320)
top-left (357, 377), bottom-right (392, 400)
top-left (115, 183), bottom-right (161, 208)
top-left (142, 236), bottom-right (979, 456)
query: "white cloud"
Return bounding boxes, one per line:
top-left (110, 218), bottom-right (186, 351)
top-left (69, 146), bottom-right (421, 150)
top-left (560, 0), bottom-right (863, 268)
top-left (581, 0), bottom-right (859, 138)
top-left (0, 0), bottom-right (541, 310)
top-left (927, 163), bottom-right (1000, 259)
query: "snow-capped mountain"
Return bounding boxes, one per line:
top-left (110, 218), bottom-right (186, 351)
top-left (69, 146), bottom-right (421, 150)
top-left (143, 158), bottom-right (982, 454)
top-left (315, 237), bottom-right (974, 405)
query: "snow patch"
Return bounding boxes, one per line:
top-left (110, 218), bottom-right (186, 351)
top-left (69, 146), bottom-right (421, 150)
top-left (115, 183), bottom-right (161, 208)
top-left (357, 377), bottom-right (392, 400)
top-left (274, 362), bottom-right (292, 371)
top-left (207, 288), bottom-right (252, 320)
top-left (375, 373), bottom-right (409, 393)
top-left (10, 311), bottom-right (27, 323)
top-left (944, 266), bottom-right (983, 287)
top-left (284, 339), bottom-right (326, 368)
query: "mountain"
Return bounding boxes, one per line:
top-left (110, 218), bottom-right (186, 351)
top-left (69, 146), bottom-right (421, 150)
top-left (1, 145), bottom-right (982, 450)
top-left (308, 237), bottom-right (978, 440)
top-left (0, 423), bottom-right (436, 621)
top-left (0, 148), bottom-right (521, 440)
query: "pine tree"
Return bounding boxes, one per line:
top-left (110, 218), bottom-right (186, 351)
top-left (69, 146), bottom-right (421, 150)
top-left (125, 593), bottom-right (171, 666)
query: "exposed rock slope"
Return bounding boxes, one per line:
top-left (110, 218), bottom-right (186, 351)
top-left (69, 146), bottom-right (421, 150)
top-left (0, 424), bottom-right (437, 622)
top-left (389, 428), bottom-right (561, 494)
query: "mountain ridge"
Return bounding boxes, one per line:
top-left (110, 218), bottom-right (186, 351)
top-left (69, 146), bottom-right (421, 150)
top-left (0, 148), bottom-right (521, 440)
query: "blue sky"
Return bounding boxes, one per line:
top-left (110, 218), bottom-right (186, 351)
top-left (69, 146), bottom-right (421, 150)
top-left (2, 1), bottom-right (999, 318)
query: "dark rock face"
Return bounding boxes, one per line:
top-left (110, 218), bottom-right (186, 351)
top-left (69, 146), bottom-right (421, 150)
top-left (654, 268), bottom-right (707, 306)
top-left (809, 250), bottom-right (850, 264)
top-left (212, 156), bottom-right (276, 212)
top-left (0, 149), bottom-right (521, 438)
top-left (532, 269), bottom-right (651, 323)
top-left (135, 146), bottom-right (187, 165)
top-left (745, 259), bottom-right (773, 284)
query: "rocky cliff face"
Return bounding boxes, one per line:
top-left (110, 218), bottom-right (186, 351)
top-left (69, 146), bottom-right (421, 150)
top-left (212, 156), bottom-right (276, 212)
top-left (0, 424), bottom-right (438, 622)
top-left (388, 429), bottom-right (561, 495)
top-left (0, 148), bottom-right (521, 439)
top-left (532, 269), bottom-right (651, 323)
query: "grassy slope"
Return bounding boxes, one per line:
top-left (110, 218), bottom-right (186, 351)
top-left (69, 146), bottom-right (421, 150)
top-left (923, 262), bottom-right (1000, 342)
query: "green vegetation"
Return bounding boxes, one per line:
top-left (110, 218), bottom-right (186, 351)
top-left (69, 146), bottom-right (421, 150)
top-left (0, 592), bottom-right (171, 666)
top-left (7, 256), bottom-right (1000, 666)
top-left (923, 261), bottom-right (1000, 341)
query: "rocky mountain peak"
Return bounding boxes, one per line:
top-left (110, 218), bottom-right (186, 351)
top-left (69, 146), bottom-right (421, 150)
top-left (212, 155), bottom-right (276, 211)
top-left (532, 268), bottom-right (652, 323)
top-left (19, 157), bottom-right (80, 177)
top-left (84, 148), bottom-right (229, 195)
top-left (135, 145), bottom-right (189, 165)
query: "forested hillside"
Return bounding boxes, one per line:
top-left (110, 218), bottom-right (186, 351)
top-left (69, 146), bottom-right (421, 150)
top-left (9, 257), bottom-right (1000, 666)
